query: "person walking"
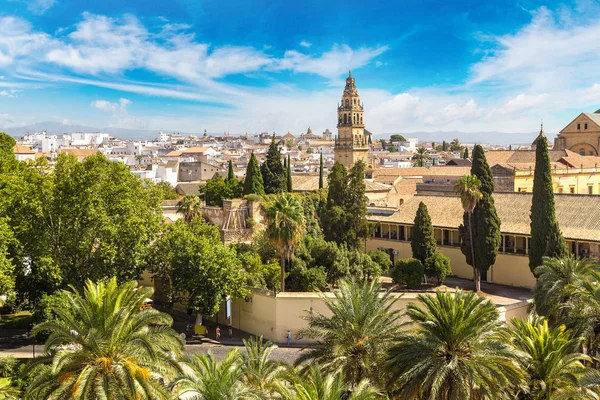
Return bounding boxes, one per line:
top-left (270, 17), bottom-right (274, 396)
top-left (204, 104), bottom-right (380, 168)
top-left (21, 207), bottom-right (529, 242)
top-left (216, 326), bottom-right (221, 341)
top-left (286, 330), bottom-right (291, 346)
top-left (228, 325), bottom-right (233, 339)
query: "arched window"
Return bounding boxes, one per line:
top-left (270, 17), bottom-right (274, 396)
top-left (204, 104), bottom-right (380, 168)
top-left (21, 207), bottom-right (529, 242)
top-left (580, 148), bottom-right (586, 156)
top-left (343, 114), bottom-right (347, 124)
top-left (345, 99), bottom-right (349, 107)
top-left (353, 98), bottom-right (356, 105)
top-left (353, 115), bottom-right (356, 124)
top-left (338, 116), bottom-right (342, 124)
top-left (360, 116), bottom-right (363, 124)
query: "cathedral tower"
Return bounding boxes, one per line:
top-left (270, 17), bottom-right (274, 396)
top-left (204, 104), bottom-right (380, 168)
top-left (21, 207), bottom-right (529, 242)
top-left (334, 71), bottom-right (369, 168)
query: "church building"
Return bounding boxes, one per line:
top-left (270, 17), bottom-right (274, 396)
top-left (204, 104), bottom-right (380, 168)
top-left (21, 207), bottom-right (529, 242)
top-left (334, 71), bottom-right (369, 168)
top-left (554, 110), bottom-right (600, 155)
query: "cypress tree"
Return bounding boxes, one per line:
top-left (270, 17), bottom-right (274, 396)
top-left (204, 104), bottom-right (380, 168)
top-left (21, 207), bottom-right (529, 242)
top-left (411, 202), bottom-right (437, 266)
top-left (529, 132), bottom-right (568, 272)
top-left (260, 137), bottom-right (286, 194)
top-left (459, 145), bottom-right (501, 283)
top-left (442, 140), bottom-right (447, 151)
top-left (227, 160), bottom-right (234, 181)
top-left (283, 157), bottom-right (287, 169)
top-left (243, 153), bottom-right (264, 195)
top-left (463, 147), bottom-right (469, 159)
top-left (286, 154), bottom-right (292, 192)
top-left (319, 152), bottom-right (324, 189)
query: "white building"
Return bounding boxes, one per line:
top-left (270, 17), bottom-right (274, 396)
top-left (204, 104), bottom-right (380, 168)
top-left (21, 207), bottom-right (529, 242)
top-left (71, 133), bottom-right (109, 147)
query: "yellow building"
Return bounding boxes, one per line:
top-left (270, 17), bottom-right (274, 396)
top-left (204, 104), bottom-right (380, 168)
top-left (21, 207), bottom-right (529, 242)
top-left (554, 110), bottom-right (600, 155)
top-left (334, 71), bottom-right (369, 168)
top-left (367, 192), bottom-right (600, 289)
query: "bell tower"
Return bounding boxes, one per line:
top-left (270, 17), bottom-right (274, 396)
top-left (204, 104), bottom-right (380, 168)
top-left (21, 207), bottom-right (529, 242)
top-left (334, 71), bottom-right (369, 168)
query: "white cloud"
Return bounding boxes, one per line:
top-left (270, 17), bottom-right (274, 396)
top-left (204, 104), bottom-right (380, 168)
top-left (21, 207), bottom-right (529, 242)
top-left (27, 0), bottom-right (56, 14)
top-left (91, 98), bottom-right (131, 113)
top-left (424, 100), bottom-right (484, 126)
top-left (495, 93), bottom-right (550, 115)
top-left (0, 17), bottom-right (54, 67)
top-left (299, 40), bottom-right (311, 48)
top-left (0, 89), bottom-right (20, 98)
top-left (274, 44), bottom-right (389, 80)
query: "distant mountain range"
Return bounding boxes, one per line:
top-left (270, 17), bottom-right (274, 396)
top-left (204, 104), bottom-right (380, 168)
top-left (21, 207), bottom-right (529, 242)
top-left (1, 121), bottom-right (542, 145)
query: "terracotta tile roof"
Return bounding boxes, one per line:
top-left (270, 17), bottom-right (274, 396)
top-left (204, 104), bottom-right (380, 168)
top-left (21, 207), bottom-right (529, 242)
top-left (372, 166), bottom-right (472, 177)
top-left (13, 144), bottom-right (35, 154)
top-left (368, 192), bottom-right (600, 242)
top-left (365, 181), bottom-right (392, 192)
top-left (60, 148), bottom-right (97, 158)
top-left (560, 150), bottom-right (600, 169)
top-left (291, 175), bottom-right (327, 191)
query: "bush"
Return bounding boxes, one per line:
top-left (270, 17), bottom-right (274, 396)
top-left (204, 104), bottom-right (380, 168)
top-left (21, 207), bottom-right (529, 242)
top-left (391, 258), bottom-right (424, 289)
top-left (244, 193), bottom-right (264, 202)
top-left (367, 250), bottom-right (393, 275)
top-left (425, 252), bottom-right (452, 285)
top-left (0, 357), bottom-right (17, 377)
top-left (286, 259), bottom-right (327, 292)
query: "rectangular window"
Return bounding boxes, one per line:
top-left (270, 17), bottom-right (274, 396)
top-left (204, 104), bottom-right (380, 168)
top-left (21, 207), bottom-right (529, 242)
top-left (577, 123), bottom-right (581, 129)
top-left (585, 123), bottom-right (588, 129)
top-left (558, 187), bottom-right (564, 193)
top-left (589, 185), bottom-right (594, 194)
top-left (569, 186), bottom-right (575, 193)
top-left (518, 187), bottom-right (526, 192)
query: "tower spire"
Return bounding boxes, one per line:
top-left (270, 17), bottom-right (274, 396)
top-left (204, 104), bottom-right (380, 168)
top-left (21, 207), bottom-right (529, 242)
top-left (349, 69), bottom-right (352, 77)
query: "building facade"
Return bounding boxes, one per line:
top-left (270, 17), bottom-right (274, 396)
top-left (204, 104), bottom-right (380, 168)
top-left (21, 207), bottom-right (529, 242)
top-left (334, 71), bottom-right (369, 168)
top-left (554, 111), bottom-right (600, 155)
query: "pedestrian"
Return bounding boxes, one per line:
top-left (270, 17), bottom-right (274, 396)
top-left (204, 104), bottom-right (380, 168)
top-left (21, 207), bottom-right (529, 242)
top-left (286, 330), bottom-right (291, 346)
top-left (179, 332), bottom-right (186, 344)
top-left (216, 326), bottom-right (221, 341)
top-left (228, 325), bottom-right (233, 339)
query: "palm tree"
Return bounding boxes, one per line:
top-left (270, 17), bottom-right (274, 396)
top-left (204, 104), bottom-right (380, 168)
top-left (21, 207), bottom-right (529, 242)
top-left (533, 256), bottom-right (599, 323)
top-left (26, 278), bottom-right (184, 400)
top-left (171, 350), bottom-right (260, 400)
top-left (297, 279), bottom-right (403, 389)
top-left (240, 336), bottom-right (288, 394)
top-left (505, 316), bottom-right (591, 399)
top-left (277, 365), bottom-right (382, 400)
top-left (265, 193), bottom-right (305, 292)
top-left (411, 146), bottom-right (431, 167)
top-left (454, 174), bottom-right (483, 291)
top-left (387, 289), bottom-right (524, 399)
top-left (177, 194), bottom-right (202, 223)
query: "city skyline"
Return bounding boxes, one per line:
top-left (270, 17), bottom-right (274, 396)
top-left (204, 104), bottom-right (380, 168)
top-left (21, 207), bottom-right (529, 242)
top-left (1, 0), bottom-right (600, 139)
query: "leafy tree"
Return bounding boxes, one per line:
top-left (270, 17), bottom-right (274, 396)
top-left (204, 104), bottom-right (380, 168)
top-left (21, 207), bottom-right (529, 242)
top-left (425, 251), bottom-right (452, 285)
top-left (454, 174), bottom-right (483, 291)
top-left (391, 258), bottom-right (424, 289)
top-left (227, 159), bottom-right (235, 181)
top-left (449, 138), bottom-right (462, 151)
top-left (387, 290), bottom-right (524, 399)
top-left (177, 194), bottom-right (202, 222)
top-left (367, 250), bottom-right (392, 276)
top-left (318, 152), bottom-right (324, 189)
top-left (171, 351), bottom-right (260, 400)
top-left (146, 219), bottom-right (247, 315)
top-left (0, 132), bottom-right (18, 173)
top-left (390, 134), bottom-right (407, 142)
top-left (27, 278), bottom-right (184, 400)
top-left (463, 147), bottom-right (469, 159)
top-left (411, 146), bottom-right (430, 167)
top-left (150, 180), bottom-right (178, 200)
top-left (530, 133), bottom-right (568, 272)
top-left (297, 280), bottom-right (403, 388)
top-left (261, 137), bottom-right (287, 194)
top-left (202, 175), bottom-right (242, 206)
top-left (459, 145), bottom-right (501, 290)
top-left (411, 202), bottom-right (437, 266)
top-left (286, 154), bottom-right (292, 192)
top-left (388, 145), bottom-right (397, 152)
top-left (232, 243), bottom-right (280, 291)
top-left (0, 218), bottom-right (15, 297)
top-left (286, 259), bottom-right (327, 292)
top-left (265, 193), bottom-right (305, 292)
top-left (243, 153), bottom-right (265, 195)
top-left (505, 316), bottom-right (591, 399)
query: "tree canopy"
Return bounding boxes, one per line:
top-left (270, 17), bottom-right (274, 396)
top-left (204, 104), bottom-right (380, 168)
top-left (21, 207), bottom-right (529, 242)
top-left (261, 137), bottom-right (286, 194)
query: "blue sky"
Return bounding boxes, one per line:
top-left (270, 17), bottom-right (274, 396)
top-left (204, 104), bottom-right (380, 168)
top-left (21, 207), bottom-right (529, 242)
top-left (1, 0), bottom-right (600, 139)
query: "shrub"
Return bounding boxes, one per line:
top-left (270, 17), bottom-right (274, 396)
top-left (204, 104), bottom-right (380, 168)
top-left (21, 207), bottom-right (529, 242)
top-left (391, 258), bottom-right (424, 289)
top-left (286, 259), bottom-right (327, 292)
top-left (0, 357), bottom-right (17, 377)
top-left (425, 252), bottom-right (452, 285)
top-left (367, 250), bottom-right (393, 275)
top-left (244, 193), bottom-right (264, 202)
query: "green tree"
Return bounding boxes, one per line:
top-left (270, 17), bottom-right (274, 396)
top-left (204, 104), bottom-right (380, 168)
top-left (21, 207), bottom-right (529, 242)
top-left (442, 140), bottom-right (447, 151)
top-left (449, 138), bottom-right (462, 151)
top-left (391, 258), bottom-right (424, 289)
top-left (463, 147), bottom-right (469, 159)
top-left (459, 145), bottom-right (501, 290)
top-left (411, 202), bottom-right (437, 266)
top-left (505, 317), bottom-right (591, 399)
top-left (286, 154), bottom-right (292, 192)
top-left (27, 278), bottom-right (184, 400)
top-left (318, 152), bottom-right (324, 189)
top-left (227, 159), bottom-right (235, 181)
top-left (146, 218), bottom-right (247, 315)
top-left (0, 132), bottom-right (18, 173)
top-left (171, 351), bottom-right (260, 400)
top-left (529, 132), bottom-right (568, 272)
top-left (425, 252), bottom-right (452, 285)
top-left (345, 160), bottom-right (369, 248)
top-left (177, 194), bottom-right (202, 222)
top-left (202, 175), bottom-right (242, 206)
top-left (0, 218), bottom-right (15, 297)
top-left (454, 174), bottom-right (483, 291)
top-left (243, 153), bottom-right (265, 195)
top-left (265, 194), bottom-right (305, 292)
top-left (390, 134), bottom-right (407, 142)
top-left (387, 290), bottom-right (524, 399)
top-left (152, 181), bottom-right (178, 200)
top-left (366, 250), bottom-right (392, 275)
top-left (411, 147), bottom-right (430, 167)
top-left (240, 337), bottom-right (288, 395)
top-left (261, 137), bottom-right (286, 194)
top-left (297, 280), bottom-right (403, 388)
top-left (278, 365), bottom-right (382, 400)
